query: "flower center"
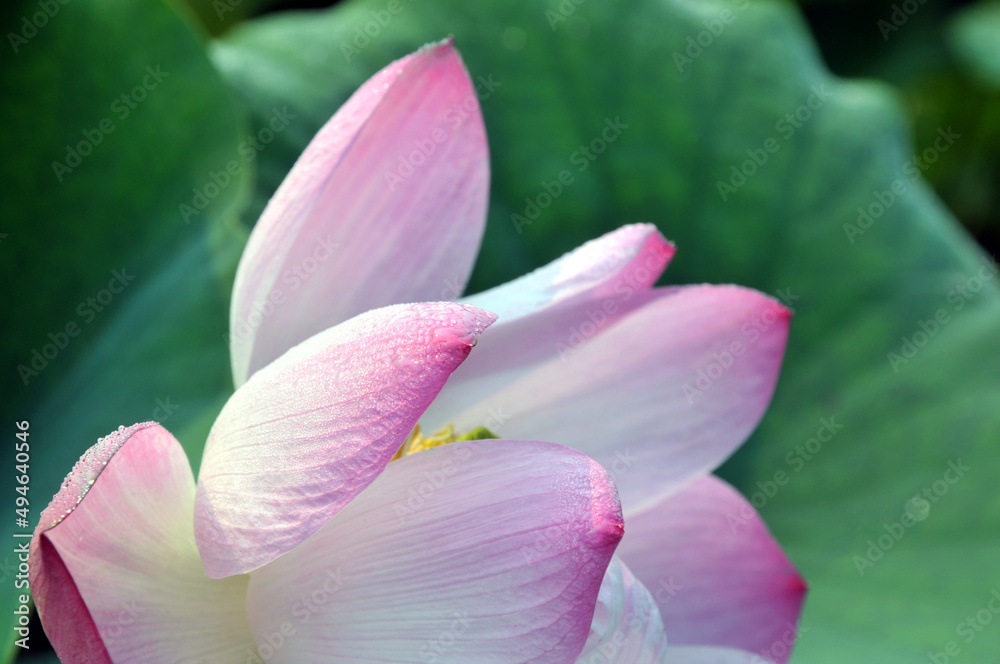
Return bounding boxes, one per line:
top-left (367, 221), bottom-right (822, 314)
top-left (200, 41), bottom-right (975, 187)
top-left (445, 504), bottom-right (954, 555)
top-left (391, 423), bottom-right (498, 460)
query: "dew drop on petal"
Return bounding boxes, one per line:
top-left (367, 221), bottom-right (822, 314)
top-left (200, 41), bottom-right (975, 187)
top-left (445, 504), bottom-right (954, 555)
top-left (36, 422), bottom-right (157, 531)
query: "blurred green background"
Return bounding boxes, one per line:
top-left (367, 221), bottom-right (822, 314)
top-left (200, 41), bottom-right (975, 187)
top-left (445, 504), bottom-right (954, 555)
top-left (2, 0), bottom-right (998, 662)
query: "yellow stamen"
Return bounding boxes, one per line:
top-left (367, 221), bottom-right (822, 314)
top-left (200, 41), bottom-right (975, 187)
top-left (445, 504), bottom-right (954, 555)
top-left (392, 423), bottom-right (498, 460)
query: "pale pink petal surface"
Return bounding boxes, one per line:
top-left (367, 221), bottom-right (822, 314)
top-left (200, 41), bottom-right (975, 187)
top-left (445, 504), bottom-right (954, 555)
top-left (230, 39), bottom-right (489, 385)
top-left (575, 557), bottom-right (668, 664)
top-left (31, 424), bottom-right (254, 663)
top-left (462, 223), bottom-right (673, 322)
top-left (196, 302), bottom-right (495, 578)
top-left (422, 224), bottom-right (672, 424)
top-left (431, 284), bottom-right (790, 515)
top-left (616, 475), bottom-right (805, 662)
top-left (245, 439), bottom-right (623, 663)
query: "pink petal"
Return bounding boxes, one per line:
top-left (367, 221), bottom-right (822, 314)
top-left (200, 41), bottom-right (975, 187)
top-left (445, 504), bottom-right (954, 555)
top-left (435, 284), bottom-right (790, 515)
top-left (575, 557), bottom-right (668, 664)
top-left (464, 223), bottom-right (673, 321)
top-left (196, 302), bottom-right (496, 578)
top-left (244, 439), bottom-right (623, 663)
top-left (30, 423), bottom-right (254, 663)
top-left (424, 224), bottom-right (673, 428)
top-left (617, 475), bottom-right (806, 663)
top-left (665, 647), bottom-right (776, 664)
top-left (230, 39), bottom-right (489, 385)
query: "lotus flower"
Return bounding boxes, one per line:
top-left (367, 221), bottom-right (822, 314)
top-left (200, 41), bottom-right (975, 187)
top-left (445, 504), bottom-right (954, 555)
top-left (30, 303), bottom-right (629, 663)
top-left (33, 38), bottom-right (805, 664)
top-left (227, 40), bottom-right (806, 662)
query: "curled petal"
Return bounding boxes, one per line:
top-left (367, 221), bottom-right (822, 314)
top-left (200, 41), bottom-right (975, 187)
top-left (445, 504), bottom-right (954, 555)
top-left (230, 39), bottom-right (489, 385)
top-left (245, 439), bottom-right (623, 663)
top-left (575, 557), bottom-right (668, 664)
top-left (30, 423), bottom-right (254, 663)
top-left (426, 225), bottom-right (672, 425)
top-left (196, 302), bottom-right (496, 578)
top-left (464, 223), bottom-right (673, 322)
top-left (438, 284), bottom-right (790, 515)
